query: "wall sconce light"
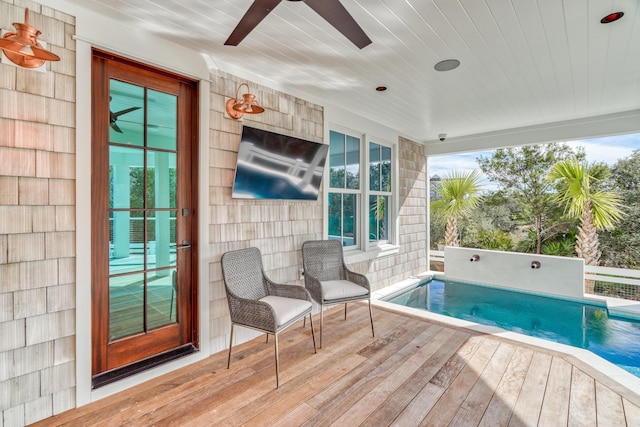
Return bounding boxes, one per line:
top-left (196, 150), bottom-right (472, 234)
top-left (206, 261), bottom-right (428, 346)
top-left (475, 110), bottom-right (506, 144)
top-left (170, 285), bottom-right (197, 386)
top-left (0, 8), bottom-right (60, 69)
top-left (469, 254), bottom-right (480, 262)
top-left (225, 83), bottom-right (265, 120)
top-left (531, 261), bottom-right (541, 269)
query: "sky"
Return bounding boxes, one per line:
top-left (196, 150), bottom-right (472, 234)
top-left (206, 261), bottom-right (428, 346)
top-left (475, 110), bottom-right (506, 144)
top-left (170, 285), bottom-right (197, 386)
top-left (429, 132), bottom-right (640, 191)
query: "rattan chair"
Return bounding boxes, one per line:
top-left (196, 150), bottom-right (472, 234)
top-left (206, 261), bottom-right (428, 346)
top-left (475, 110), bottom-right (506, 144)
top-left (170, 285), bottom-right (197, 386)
top-left (302, 240), bottom-right (374, 348)
top-left (221, 247), bottom-right (316, 388)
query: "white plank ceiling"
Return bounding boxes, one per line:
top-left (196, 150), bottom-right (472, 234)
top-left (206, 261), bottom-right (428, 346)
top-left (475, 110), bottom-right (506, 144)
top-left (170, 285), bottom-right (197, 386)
top-left (73, 0), bottom-right (640, 142)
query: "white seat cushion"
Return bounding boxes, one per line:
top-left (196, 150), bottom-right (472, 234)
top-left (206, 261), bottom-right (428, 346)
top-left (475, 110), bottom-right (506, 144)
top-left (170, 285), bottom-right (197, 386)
top-left (320, 280), bottom-right (369, 301)
top-left (259, 296), bottom-right (311, 327)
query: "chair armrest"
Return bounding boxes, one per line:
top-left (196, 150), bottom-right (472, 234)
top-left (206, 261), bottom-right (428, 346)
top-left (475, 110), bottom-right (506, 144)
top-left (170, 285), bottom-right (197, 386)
top-left (303, 272), bottom-right (323, 303)
top-left (226, 293), bottom-right (277, 331)
top-left (267, 281), bottom-right (311, 302)
top-left (345, 268), bottom-right (370, 291)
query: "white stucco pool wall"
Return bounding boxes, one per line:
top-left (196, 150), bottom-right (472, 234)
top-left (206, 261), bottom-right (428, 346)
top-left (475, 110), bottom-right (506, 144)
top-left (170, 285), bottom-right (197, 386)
top-left (444, 247), bottom-right (585, 299)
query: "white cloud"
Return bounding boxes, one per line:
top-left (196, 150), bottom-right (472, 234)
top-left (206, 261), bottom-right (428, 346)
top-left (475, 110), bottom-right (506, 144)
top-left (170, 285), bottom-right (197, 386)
top-left (565, 135), bottom-right (639, 166)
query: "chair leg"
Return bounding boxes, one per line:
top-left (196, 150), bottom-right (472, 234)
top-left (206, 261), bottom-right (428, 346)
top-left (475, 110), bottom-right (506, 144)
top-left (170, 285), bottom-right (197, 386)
top-left (274, 333), bottom-right (280, 389)
top-left (169, 288), bottom-right (175, 320)
top-left (320, 307), bottom-right (324, 349)
top-left (227, 323), bottom-right (234, 369)
top-left (344, 303), bottom-right (348, 320)
top-left (309, 313), bottom-right (317, 353)
top-left (368, 300), bottom-right (375, 337)
top-left (266, 334), bottom-right (269, 343)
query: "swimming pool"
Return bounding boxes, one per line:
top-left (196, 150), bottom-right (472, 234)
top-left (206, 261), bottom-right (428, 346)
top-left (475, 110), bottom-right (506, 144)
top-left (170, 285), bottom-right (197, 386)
top-left (384, 278), bottom-right (640, 378)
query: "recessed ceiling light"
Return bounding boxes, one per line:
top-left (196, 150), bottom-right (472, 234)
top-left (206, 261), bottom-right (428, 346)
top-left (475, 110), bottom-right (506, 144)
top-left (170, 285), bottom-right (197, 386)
top-left (434, 59), bottom-right (460, 72)
top-left (601, 12), bottom-right (624, 23)
top-left (375, 86), bottom-right (387, 92)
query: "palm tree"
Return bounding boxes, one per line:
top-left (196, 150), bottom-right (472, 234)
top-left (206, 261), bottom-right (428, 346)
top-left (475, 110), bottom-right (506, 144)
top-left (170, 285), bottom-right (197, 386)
top-left (432, 170), bottom-right (483, 247)
top-left (547, 159), bottom-right (624, 266)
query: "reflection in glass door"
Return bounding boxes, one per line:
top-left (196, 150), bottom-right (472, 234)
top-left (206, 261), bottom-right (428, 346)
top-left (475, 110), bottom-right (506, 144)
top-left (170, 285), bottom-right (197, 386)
top-left (108, 80), bottom-right (179, 340)
top-left (92, 50), bottom-right (198, 381)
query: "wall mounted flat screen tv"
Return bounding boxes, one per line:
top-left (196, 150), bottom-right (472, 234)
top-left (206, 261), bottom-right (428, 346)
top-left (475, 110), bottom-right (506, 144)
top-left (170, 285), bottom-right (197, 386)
top-left (231, 126), bottom-right (329, 200)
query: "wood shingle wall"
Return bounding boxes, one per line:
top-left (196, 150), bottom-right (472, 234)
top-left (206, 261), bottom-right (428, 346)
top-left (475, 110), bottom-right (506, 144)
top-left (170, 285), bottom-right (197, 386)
top-left (207, 71), bottom-right (327, 350)
top-left (206, 73), bottom-right (428, 352)
top-left (0, 2), bottom-right (77, 426)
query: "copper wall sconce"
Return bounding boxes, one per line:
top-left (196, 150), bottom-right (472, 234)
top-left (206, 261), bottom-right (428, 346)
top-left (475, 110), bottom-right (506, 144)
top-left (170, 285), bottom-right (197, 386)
top-left (0, 8), bottom-right (60, 68)
top-left (225, 83), bottom-right (265, 120)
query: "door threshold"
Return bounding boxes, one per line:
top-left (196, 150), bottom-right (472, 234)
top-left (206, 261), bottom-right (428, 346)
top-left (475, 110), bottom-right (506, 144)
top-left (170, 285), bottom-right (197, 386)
top-left (92, 344), bottom-right (198, 389)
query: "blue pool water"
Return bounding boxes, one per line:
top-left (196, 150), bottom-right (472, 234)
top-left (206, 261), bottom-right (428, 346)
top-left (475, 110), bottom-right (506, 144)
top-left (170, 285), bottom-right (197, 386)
top-left (385, 278), bottom-right (640, 378)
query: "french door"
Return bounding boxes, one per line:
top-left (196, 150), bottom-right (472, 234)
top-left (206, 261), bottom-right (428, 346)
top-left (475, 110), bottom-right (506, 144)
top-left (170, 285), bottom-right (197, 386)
top-left (91, 50), bottom-right (198, 382)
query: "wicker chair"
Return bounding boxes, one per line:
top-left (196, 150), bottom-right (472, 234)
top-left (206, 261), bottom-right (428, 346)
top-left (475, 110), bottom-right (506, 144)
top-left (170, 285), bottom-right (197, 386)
top-left (221, 247), bottom-right (316, 388)
top-left (302, 240), bottom-right (374, 348)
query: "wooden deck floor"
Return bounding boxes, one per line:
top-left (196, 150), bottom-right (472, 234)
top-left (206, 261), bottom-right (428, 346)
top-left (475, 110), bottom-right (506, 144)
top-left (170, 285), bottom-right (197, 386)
top-left (34, 305), bottom-right (640, 426)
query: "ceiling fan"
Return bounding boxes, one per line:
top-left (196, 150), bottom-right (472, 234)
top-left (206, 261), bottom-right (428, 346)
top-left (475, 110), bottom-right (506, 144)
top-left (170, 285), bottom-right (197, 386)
top-left (109, 97), bottom-right (141, 133)
top-left (225, 0), bottom-right (372, 49)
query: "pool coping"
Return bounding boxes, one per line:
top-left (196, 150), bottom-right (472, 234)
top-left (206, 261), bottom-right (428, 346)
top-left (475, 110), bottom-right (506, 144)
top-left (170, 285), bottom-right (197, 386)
top-left (372, 272), bottom-right (640, 407)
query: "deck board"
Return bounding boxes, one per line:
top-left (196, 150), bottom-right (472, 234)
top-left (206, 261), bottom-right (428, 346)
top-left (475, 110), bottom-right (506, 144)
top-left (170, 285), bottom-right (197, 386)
top-left (478, 346), bottom-right (533, 426)
top-left (594, 381), bottom-right (625, 427)
top-left (508, 351), bottom-right (552, 427)
top-left (568, 367), bottom-right (597, 427)
top-left (31, 304), bottom-right (640, 427)
top-left (538, 356), bottom-right (573, 426)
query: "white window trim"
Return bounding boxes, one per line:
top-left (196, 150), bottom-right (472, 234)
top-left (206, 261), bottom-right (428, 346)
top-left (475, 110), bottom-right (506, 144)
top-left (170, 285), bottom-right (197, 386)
top-left (365, 134), bottom-right (395, 250)
top-left (324, 126), bottom-right (399, 262)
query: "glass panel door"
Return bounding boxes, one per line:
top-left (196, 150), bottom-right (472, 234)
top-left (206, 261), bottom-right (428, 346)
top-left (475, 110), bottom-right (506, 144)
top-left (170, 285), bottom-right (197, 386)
top-left (92, 50), bottom-right (198, 379)
top-left (108, 79), bottom-right (179, 340)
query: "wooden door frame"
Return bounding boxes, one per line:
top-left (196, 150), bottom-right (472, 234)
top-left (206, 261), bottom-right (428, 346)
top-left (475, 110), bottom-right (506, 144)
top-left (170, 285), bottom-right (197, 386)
top-left (90, 49), bottom-right (199, 382)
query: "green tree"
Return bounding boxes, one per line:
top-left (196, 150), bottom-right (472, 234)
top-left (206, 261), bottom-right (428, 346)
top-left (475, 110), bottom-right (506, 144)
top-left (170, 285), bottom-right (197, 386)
top-left (547, 159), bottom-right (624, 266)
top-left (432, 170), bottom-right (483, 247)
top-left (599, 150), bottom-right (640, 268)
top-left (477, 143), bottom-right (584, 254)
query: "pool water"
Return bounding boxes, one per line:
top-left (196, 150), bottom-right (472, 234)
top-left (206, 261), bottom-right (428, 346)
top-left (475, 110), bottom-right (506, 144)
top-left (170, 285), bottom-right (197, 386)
top-left (385, 278), bottom-right (640, 378)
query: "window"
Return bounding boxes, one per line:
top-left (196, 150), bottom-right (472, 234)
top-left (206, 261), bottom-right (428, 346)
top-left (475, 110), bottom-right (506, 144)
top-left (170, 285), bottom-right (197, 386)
top-left (328, 130), bottom-right (360, 247)
top-left (369, 142), bottom-right (392, 243)
top-left (328, 129), bottom-right (394, 251)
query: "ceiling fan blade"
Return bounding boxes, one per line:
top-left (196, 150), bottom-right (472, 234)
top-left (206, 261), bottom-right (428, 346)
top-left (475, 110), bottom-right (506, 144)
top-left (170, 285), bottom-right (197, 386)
top-left (225, 0), bottom-right (283, 46)
top-left (303, 0), bottom-right (372, 49)
top-left (113, 106), bottom-right (141, 118)
top-left (111, 122), bottom-right (123, 133)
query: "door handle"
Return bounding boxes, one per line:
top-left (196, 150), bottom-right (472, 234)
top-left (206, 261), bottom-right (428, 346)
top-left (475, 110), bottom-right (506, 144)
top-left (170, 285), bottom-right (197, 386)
top-left (176, 240), bottom-right (191, 250)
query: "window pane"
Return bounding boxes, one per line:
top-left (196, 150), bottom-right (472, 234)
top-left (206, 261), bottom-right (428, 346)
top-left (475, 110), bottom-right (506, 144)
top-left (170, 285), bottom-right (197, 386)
top-left (146, 151), bottom-right (177, 209)
top-left (109, 273), bottom-right (144, 340)
top-left (109, 79), bottom-right (144, 146)
top-left (328, 192), bottom-right (342, 241)
top-left (343, 194), bottom-right (357, 247)
top-left (329, 131), bottom-right (345, 188)
top-left (369, 195), bottom-right (377, 241)
top-left (146, 210), bottom-right (177, 271)
top-left (346, 136), bottom-right (360, 189)
top-left (147, 268), bottom-right (178, 329)
top-left (147, 89), bottom-right (177, 151)
top-left (109, 211), bottom-right (145, 275)
top-left (369, 195), bottom-right (389, 242)
top-left (381, 146), bottom-right (391, 192)
top-left (379, 195), bottom-right (389, 240)
top-left (369, 142), bottom-right (380, 191)
top-left (110, 146), bottom-right (145, 209)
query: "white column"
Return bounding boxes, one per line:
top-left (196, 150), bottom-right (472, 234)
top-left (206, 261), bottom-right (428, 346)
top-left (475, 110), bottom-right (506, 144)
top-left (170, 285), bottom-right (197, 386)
top-left (155, 152), bottom-right (170, 276)
top-left (113, 159), bottom-right (131, 258)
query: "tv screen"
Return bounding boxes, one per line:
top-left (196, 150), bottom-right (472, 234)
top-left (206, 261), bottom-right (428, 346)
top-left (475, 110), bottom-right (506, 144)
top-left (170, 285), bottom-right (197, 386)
top-left (231, 126), bottom-right (329, 200)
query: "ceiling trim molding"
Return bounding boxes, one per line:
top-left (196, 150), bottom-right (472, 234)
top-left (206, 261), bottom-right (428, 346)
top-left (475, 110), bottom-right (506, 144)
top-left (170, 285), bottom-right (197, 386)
top-left (425, 109), bottom-right (640, 156)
